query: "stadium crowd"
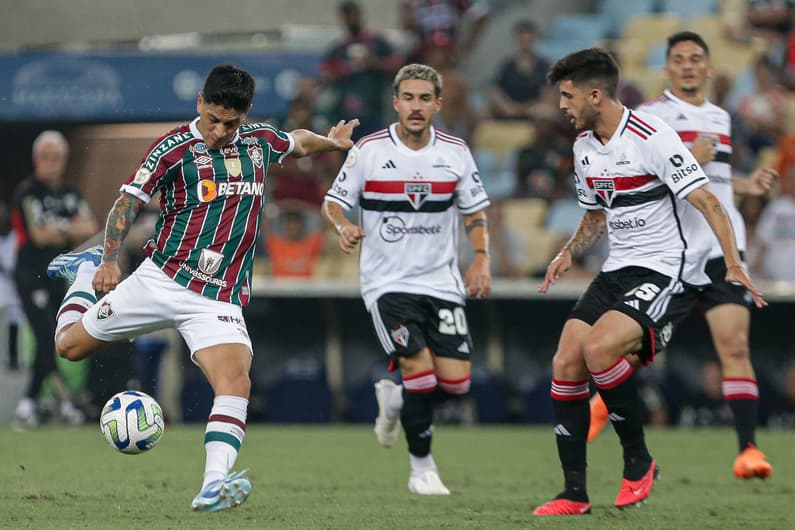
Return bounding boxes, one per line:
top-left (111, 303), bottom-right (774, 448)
top-left (1, 0), bottom-right (795, 432)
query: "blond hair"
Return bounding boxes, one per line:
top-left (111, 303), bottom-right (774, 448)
top-left (393, 63), bottom-right (443, 98)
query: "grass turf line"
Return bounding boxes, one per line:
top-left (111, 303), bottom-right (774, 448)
top-left (1, 426), bottom-right (793, 529)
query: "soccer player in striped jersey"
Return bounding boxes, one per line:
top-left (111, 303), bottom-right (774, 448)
top-left (533, 48), bottom-right (766, 516)
top-left (46, 64), bottom-right (358, 512)
top-left (322, 63), bottom-right (491, 495)
top-left (587, 32), bottom-right (776, 479)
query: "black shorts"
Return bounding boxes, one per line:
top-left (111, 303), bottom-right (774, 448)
top-left (370, 293), bottom-right (473, 363)
top-left (569, 266), bottom-right (691, 364)
top-left (681, 257), bottom-right (754, 312)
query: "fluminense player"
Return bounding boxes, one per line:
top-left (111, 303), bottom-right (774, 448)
top-left (533, 48), bottom-right (765, 516)
top-left (46, 64), bottom-right (358, 512)
top-left (322, 63), bottom-right (491, 495)
top-left (587, 31), bottom-right (776, 480)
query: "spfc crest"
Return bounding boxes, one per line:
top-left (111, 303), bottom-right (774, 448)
top-left (198, 248), bottom-right (225, 276)
top-left (592, 179), bottom-right (615, 206)
top-left (247, 144), bottom-right (264, 168)
top-left (97, 300), bottom-right (114, 320)
top-left (405, 183), bottom-right (431, 210)
top-left (224, 157), bottom-right (242, 177)
top-left (390, 325), bottom-right (410, 347)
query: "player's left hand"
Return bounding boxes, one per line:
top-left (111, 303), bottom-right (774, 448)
top-left (327, 119), bottom-right (360, 151)
top-left (465, 255), bottom-right (491, 299)
top-left (725, 265), bottom-right (767, 309)
top-left (747, 167), bottom-right (778, 196)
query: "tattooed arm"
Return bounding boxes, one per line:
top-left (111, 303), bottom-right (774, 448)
top-left (463, 210), bottom-right (491, 298)
top-left (538, 209), bottom-right (606, 294)
top-left (92, 192), bottom-right (145, 294)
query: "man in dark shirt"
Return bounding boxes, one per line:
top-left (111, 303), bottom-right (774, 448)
top-left (489, 20), bottom-right (550, 120)
top-left (11, 130), bottom-right (97, 428)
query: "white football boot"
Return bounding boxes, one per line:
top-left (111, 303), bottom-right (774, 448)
top-left (374, 379), bottom-right (401, 447)
top-left (408, 470), bottom-right (451, 495)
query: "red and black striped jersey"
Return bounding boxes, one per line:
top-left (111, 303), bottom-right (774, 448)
top-left (639, 90), bottom-right (742, 285)
top-left (572, 107), bottom-right (709, 281)
top-left (324, 123), bottom-right (489, 309)
top-left (121, 118), bottom-right (293, 307)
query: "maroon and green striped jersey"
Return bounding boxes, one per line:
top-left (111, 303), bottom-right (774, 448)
top-left (121, 118), bottom-right (293, 306)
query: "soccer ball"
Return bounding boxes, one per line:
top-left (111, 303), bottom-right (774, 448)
top-left (100, 390), bottom-right (165, 455)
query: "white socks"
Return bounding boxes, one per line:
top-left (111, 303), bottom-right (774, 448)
top-left (202, 395), bottom-right (248, 489)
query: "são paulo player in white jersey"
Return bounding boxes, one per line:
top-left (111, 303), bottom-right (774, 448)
top-left (323, 63), bottom-right (491, 496)
top-left (532, 48), bottom-right (765, 517)
top-left (586, 32), bottom-right (777, 480)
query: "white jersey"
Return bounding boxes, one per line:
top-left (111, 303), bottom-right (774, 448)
top-left (638, 89), bottom-right (743, 285)
top-left (325, 123), bottom-right (490, 309)
top-left (573, 107), bottom-right (709, 280)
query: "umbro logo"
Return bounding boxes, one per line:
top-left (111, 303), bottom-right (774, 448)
top-left (382, 160), bottom-right (397, 169)
top-left (675, 113), bottom-right (687, 120)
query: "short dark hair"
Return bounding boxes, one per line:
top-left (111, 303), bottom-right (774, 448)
top-left (546, 48), bottom-right (619, 98)
top-left (513, 19), bottom-right (537, 34)
top-left (202, 64), bottom-right (255, 113)
top-left (666, 31), bottom-right (710, 58)
top-left (339, 1), bottom-right (359, 14)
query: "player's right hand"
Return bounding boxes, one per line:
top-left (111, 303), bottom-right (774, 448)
top-left (538, 249), bottom-right (572, 294)
top-left (93, 260), bottom-right (121, 294)
top-left (725, 265), bottom-right (767, 309)
top-left (337, 223), bottom-right (365, 254)
top-left (692, 135), bottom-right (717, 166)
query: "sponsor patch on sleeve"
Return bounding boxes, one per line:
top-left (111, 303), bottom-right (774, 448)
top-left (133, 168), bottom-right (152, 185)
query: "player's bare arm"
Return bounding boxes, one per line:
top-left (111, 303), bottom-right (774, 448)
top-left (732, 167), bottom-right (778, 196)
top-left (463, 211), bottom-right (491, 298)
top-left (290, 119), bottom-right (360, 157)
top-left (94, 192), bottom-right (145, 293)
top-left (322, 200), bottom-right (365, 254)
top-left (685, 186), bottom-right (766, 308)
top-left (539, 209), bottom-right (606, 294)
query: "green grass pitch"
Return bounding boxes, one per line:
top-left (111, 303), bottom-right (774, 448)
top-left (1, 425), bottom-right (793, 529)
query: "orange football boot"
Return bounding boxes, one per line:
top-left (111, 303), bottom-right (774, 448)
top-left (614, 459), bottom-right (657, 508)
top-left (533, 498), bottom-right (592, 516)
top-left (734, 443), bottom-right (773, 479)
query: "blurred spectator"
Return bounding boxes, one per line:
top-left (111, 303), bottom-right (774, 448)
top-left (515, 91), bottom-right (575, 200)
top-left (319, 1), bottom-right (404, 140)
top-left (431, 49), bottom-right (481, 141)
top-left (269, 97), bottom-right (342, 207)
top-left (265, 206), bottom-right (324, 278)
top-left (679, 360), bottom-right (735, 428)
top-left (753, 161), bottom-right (795, 280)
top-left (488, 20), bottom-right (550, 120)
top-left (738, 55), bottom-right (789, 156)
top-left (768, 363), bottom-right (795, 428)
top-left (400, 0), bottom-right (489, 65)
top-left (0, 200), bottom-right (24, 371)
top-left (10, 130), bottom-right (98, 427)
top-left (711, 71), bottom-right (752, 169)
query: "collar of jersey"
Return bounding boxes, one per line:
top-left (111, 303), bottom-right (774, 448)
top-left (389, 123), bottom-right (436, 155)
top-left (189, 117), bottom-right (241, 149)
top-left (588, 107), bottom-right (630, 153)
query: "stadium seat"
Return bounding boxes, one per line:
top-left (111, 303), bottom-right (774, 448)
top-left (473, 120), bottom-right (534, 154)
top-left (646, 42), bottom-right (668, 68)
top-left (549, 14), bottom-right (611, 48)
top-left (661, 0), bottom-right (719, 18)
top-left (623, 13), bottom-right (682, 43)
top-left (599, 0), bottom-right (656, 38)
top-left (502, 197), bottom-right (548, 229)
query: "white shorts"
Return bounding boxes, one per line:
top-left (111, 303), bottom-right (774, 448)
top-left (82, 259), bottom-right (252, 362)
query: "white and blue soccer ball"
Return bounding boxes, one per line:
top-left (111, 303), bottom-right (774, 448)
top-left (100, 391), bottom-right (165, 455)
